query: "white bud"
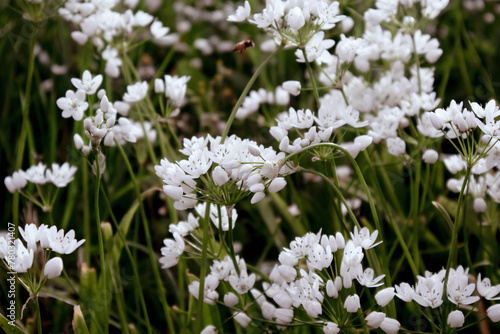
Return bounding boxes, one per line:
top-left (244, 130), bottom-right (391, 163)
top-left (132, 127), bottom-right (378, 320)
top-left (44, 257), bottom-right (63, 279)
top-left (344, 294), bottom-right (361, 313)
top-left (375, 287), bottom-right (395, 307)
top-left (212, 166), bottom-right (230, 186)
top-left (154, 78), bottom-right (165, 93)
top-left (422, 149), bottom-right (439, 163)
top-left (224, 292), bottom-right (239, 307)
top-left (282, 80), bottom-right (301, 96)
top-left (447, 310), bottom-right (465, 328)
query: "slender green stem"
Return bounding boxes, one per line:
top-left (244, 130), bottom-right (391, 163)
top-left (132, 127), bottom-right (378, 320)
top-left (100, 187), bottom-right (153, 334)
top-left (13, 28), bottom-right (37, 227)
top-left (35, 295), bottom-right (42, 334)
top-left (115, 142), bottom-right (175, 333)
top-left (196, 202), bottom-right (212, 333)
top-left (94, 152), bottom-right (109, 333)
top-left (302, 48), bottom-right (320, 108)
top-left (221, 46), bottom-right (283, 143)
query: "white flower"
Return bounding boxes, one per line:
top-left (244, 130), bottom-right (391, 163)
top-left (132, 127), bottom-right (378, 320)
top-left (228, 269), bottom-right (255, 294)
top-left (447, 266), bottom-right (480, 305)
top-left (477, 273), bottom-right (500, 300)
top-left (227, 1), bottom-right (251, 22)
top-left (150, 20), bottom-right (170, 40)
top-left (447, 310), bottom-right (465, 328)
top-left (19, 224), bottom-right (40, 251)
top-left (413, 269), bottom-right (445, 308)
top-left (159, 233), bottom-right (185, 268)
top-left (12, 239), bottom-right (34, 273)
top-left (71, 70), bottom-right (103, 95)
top-left (21, 162), bottom-right (48, 185)
top-left (44, 257), bottom-right (63, 279)
top-left (165, 75), bottom-right (190, 107)
top-left (123, 81), bottom-right (148, 103)
top-left (395, 282), bottom-right (414, 302)
top-left (295, 31), bottom-right (335, 64)
top-left (350, 227), bottom-right (382, 249)
top-left (387, 137), bottom-right (406, 156)
top-left (46, 226), bottom-right (86, 254)
top-left (357, 268), bottom-right (385, 288)
top-left (46, 163), bottom-right (78, 188)
top-left (102, 46), bottom-right (122, 78)
top-left (56, 89), bottom-right (88, 121)
top-left (344, 294), bottom-right (361, 313)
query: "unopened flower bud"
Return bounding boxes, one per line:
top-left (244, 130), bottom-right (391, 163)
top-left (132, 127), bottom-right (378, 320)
top-left (447, 310), bottom-right (465, 328)
top-left (44, 257), bottom-right (63, 279)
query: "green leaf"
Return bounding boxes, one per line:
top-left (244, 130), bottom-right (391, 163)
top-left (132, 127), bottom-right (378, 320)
top-left (0, 313), bottom-right (28, 334)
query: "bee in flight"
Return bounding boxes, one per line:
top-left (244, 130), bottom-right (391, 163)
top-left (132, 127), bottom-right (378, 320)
top-left (233, 39), bottom-right (255, 53)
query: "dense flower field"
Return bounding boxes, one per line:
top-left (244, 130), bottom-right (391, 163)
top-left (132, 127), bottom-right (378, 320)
top-left (1, 0), bottom-right (500, 333)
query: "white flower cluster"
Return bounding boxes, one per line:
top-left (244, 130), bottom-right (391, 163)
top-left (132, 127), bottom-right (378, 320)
top-left (394, 266), bottom-right (500, 328)
top-left (426, 99), bottom-right (500, 212)
top-left (154, 74), bottom-right (191, 116)
top-left (230, 0), bottom-right (345, 63)
top-left (159, 202), bottom-right (241, 268)
top-left (155, 134), bottom-right (296, 210)
top-left (5, 162), bottom-right (77, 193)
top-left (61, 71), bottom-right (157, 155)
top-left (0, 224), bottom-right (85, 278)
top-left (59, 0), bottom-right (177, 77)
top-left (179, 226), bottom-right (402, 332)
top-left (235, 84), bottom-right (292, 120)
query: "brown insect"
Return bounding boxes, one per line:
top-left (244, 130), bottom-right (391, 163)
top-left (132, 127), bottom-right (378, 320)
top-left (233, 39), bottom-right (255, 53)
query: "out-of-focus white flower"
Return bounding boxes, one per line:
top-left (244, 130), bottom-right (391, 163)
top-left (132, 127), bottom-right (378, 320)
top-left (4, 171), bottom-right (27, 193)
top-left (21, 162), bottom-right (48, 185)
top-left (165, 75), bottom-right (190, 107)
top-left (227, 1), bottom-right (251, 22)
top-left (282, 80), bottom-right (301, 96)
top-left (422, 149), bottom-right (439, 163)
top-left (380, 317), bottom-right (401, 334)
top-left (46, 163), bottom-right (78, 188)
top-left (71, 70), bottom-right (103, 95)
top-left (123, 81), bottom-right (148, 103)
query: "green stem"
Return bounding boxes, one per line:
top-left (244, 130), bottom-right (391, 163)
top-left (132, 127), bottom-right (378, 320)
top-left (302, 48), bottom-right (321, 108)
top-left (100, 187), bottom-right (153, 334)
top-left (94, 152), bottom-right (109, 333)
top-left (13, 28), bottom-right (37, 227)
top-left (35, 295), bottom-right (42, 334)
top-left (221, 46), bottom-right (283, 143)
top-left (196, 202), bottom-right (212, 333)
top-left (115, 142), bottom-right (175, 333)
